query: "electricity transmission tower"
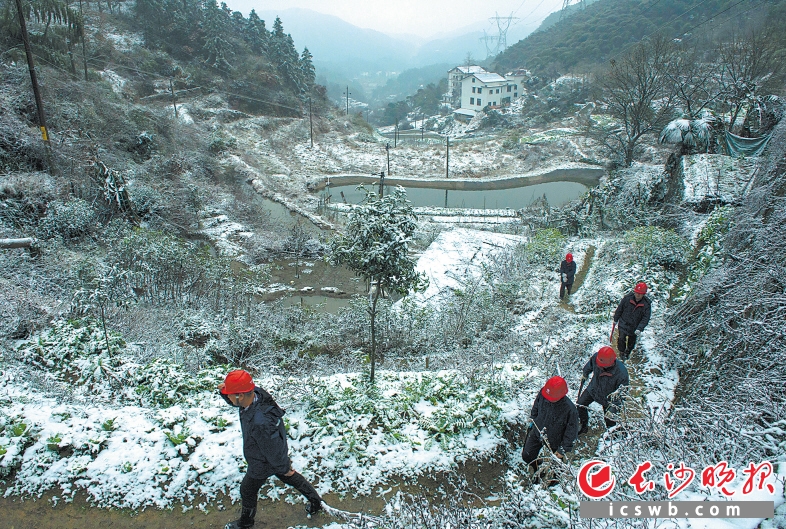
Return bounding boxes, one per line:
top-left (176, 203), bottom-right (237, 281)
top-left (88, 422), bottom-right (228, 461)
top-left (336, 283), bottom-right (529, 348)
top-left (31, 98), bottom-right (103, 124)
top-left (560, 0), bottom-right (586, 20)
top-left (479, 13), bottom-right (518, 58)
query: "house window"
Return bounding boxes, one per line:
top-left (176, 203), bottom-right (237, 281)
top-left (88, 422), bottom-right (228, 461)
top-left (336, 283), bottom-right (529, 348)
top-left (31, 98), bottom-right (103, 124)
top-left (472, 78), bottom-right (475, 83)
top-left (470, 97), bottom-right (474, 104)
top-left (477, 99), bottom-right (482, 106)
top-left (496, 89), bottom-right (500, 94)
top-left (478, 88), bottom-right (482, 94)
top-left (507, 85), bottom-right (512, 92)
top-left (514, 92), bottom-right (518, 97)
top-left (472, 87), bottom-right (476, 93)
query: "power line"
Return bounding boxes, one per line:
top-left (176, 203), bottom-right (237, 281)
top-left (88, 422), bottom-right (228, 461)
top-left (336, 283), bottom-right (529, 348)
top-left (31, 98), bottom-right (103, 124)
top-left (604, 0), bottom-right (719, 63)
top-left (681, 0), bottom-right (767, 36)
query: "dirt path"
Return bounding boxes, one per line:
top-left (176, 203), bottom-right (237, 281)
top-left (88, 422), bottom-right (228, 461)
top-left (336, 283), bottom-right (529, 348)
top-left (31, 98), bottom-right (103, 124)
top-left (560, 245), bottom-right (595, 311)
top-left (0, 459), bottom-right (507, 529)
top-left (0, 489), bottom-right (391, 529)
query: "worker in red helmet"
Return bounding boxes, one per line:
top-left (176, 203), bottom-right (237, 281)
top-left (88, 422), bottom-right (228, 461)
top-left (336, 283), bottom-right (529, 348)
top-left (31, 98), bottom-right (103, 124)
top-left (218, 370), bottom-right (322, 529)
top-left (521, 376), bottom-right (579, 481)
top-left (559, 253), bottom-right (577, 300)
top-left (612, 282), bottom-right (652, 360)
top-left (577, 346), bottom-right (630, 436)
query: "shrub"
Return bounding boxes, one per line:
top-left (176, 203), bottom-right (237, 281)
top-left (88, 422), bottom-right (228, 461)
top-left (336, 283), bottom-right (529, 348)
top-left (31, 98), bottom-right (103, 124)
top-left (133, 359), bottom-right (227, 407)
top-left (18, 318), bottom-right (127, 389)
top-left (39, 199), bottom-right (98, 239)
top-left (519, 228), bottom-right (566, 266)
top-left (623, 226), bottom-right (690, 270)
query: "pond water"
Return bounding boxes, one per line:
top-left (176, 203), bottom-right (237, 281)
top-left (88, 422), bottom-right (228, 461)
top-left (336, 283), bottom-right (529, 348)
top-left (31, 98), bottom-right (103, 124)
top-left (327, 181), bottom-right (588, 209)
top-left (315, 167), bottom-right (603, 209)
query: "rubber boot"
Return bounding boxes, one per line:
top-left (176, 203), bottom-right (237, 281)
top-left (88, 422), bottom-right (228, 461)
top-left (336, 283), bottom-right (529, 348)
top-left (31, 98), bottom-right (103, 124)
top-left (225, 507), bottom-right (256, 529)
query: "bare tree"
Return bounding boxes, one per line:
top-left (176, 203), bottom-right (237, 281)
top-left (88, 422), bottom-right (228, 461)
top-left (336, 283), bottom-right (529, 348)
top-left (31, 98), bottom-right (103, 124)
top-left (715, 29), bottom-right (781, 133)
top-left (592, 36), bottom-right (676, 166)
top-left (665, 45), bottom-right (719, 119)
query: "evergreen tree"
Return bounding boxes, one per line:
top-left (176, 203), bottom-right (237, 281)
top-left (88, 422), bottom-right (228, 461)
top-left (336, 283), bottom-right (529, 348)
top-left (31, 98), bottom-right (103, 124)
top-left (244, 9), bottom-right (267, 55)
top-left (299, 47), bottom-right (315, 90)
top-left (329, 187), bottom-right (427, 383)
top-left (269, 17), bottom-right (303, 92)
top-left (201, 0), bottom-right (233, 71)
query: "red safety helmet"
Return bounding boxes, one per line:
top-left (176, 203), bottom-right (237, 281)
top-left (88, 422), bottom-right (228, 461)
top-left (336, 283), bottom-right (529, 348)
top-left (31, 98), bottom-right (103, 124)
top-left (566, 253), bottom-right (573, 263)
top-left (221, 370), bottom-right (255, 394)
top-left (634, 282), bottom-right (648, 294)
top-left (541, 376), bottom-right (568, 402)
top-left (596, 346), bottom-right (617, 368)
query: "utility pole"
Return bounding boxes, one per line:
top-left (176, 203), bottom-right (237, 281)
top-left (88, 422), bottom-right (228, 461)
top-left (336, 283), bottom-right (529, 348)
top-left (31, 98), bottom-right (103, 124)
top-left (343, 86), bottom-right (351, 115)
top-left (385, 142), bottom-right (390, 176)
top-left (309, 97), bottom-right (314, 148)
top-left (446, 135), bottom-right (450, 179)
top-left (14, 0), bottom-right (52, 164)
top-left (394, 116), bottom-right (398, 148)
top-left (78, 0), bottom-right (88, 81)
top-left (376, 171), bottom-right (385, 198)
top-left (169, 78), bottom-right (178, 119)
top-left (421, 115), bottom-right (425, 140)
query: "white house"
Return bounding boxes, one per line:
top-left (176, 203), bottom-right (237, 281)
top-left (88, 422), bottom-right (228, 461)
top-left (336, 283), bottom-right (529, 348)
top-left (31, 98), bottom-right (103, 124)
top-left (505, 69), bottom-right (531, 91)
top-left (445, 65), bottom-right (488, 107)
top-left (459, 72), bottom-right (510, 112)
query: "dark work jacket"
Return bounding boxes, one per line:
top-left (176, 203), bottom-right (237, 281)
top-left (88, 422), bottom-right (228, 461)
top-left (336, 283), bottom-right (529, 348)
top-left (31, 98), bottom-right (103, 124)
top-left (582, 353), bottom-right (630, 409)
top-left (221, 387), bottom-right (291, 479)
top-left (529, 392), bottom-right (579, 454)
top-left (613, 292), bottom-right (651, 334)
top-left (560, 260), bottom-right (577, 284)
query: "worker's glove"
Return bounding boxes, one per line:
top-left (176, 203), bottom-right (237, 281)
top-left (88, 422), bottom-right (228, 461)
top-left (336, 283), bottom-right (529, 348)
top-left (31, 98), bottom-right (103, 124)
top-left (635, 329), bottom-right (642, 336)
top-left (580, 375), bottom-right (586, 383)
top-left (561, 273), bottom-right (567, 282)
top-left (527, 421), bottom-right (534, 430)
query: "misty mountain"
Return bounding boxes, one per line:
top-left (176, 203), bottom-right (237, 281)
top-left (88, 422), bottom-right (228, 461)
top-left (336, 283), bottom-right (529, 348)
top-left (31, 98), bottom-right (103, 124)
top-left (255, 8), bottom-right (552, 104)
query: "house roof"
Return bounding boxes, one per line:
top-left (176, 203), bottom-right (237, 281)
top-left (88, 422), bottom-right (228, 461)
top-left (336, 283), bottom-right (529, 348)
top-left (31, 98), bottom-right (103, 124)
top-left (471, 73), bottom-right (508, 84)
top-left (450, 65), bottom-right (487, 74)
top-left (453, 108), bottom-right (476, 117)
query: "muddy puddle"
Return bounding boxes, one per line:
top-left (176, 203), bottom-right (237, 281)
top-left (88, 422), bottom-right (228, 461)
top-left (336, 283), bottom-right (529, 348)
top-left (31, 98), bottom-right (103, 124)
top-left (256, 257), bottom-right (366, 313)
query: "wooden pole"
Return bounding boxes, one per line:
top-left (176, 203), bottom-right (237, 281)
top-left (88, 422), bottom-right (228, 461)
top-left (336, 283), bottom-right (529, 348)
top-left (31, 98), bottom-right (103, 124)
top-left (14, 0), bottom-right (52, 165)
top-left (78, 0), bottom-right (88, 81)
top-left (169, 78), bottom-right (178, 119)
top-left (309, 97), bottom-right (314, 148)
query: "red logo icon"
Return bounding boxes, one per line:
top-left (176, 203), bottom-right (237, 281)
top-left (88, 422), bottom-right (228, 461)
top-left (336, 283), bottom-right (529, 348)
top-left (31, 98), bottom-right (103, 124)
top-left (578, 460), bottom-right (616, 498)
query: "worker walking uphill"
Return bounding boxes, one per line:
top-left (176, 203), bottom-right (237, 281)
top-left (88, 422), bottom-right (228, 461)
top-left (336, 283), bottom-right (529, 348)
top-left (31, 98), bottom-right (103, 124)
top-left (613, 282), bottom-right (651, 360)
top-left (522, 376), bottom-right (579, 482)
top-left (219, 370), bottom-right (323, 529)
top-left (559, 253), bottom-right (577, 300)
top-left (577, 346), bottom-right (629, 435)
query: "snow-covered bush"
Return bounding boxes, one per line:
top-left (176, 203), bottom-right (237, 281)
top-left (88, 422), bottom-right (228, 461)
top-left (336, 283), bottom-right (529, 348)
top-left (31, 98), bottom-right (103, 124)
top-left (39, 199), bottom-right (98, 240)
top-left (0, 412), bottom-right (37, 478)
top-left (623, 225), bottom-right (690, 270)
top-left (518, 228), bottom-right (565, 266)
top-left (133, 359), bottom-right (227, 407)
top-left (18, 319), bottom-right (126, 387)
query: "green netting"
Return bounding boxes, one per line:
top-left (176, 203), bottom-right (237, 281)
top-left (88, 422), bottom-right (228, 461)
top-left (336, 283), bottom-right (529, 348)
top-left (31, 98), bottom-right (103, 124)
top-left (723, 131), bottom-right (772, 158)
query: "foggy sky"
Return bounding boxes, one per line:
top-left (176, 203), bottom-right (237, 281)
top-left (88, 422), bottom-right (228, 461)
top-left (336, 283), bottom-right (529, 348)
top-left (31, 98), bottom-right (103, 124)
top-left (222, 0), bottom-right (563, 38)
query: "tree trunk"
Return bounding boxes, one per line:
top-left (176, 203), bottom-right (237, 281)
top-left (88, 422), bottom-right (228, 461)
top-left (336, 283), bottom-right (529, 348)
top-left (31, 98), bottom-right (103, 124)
top-left (369, 280), bottom-right (381, 383)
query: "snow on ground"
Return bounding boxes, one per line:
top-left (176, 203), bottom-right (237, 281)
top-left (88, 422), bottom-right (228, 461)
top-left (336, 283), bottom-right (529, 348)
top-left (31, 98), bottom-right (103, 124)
top-left (199, 208), bottom-right (254, 257)
top-left (681, 154), bottom-right (756, 204)
top-left (410, 227), bottom-right (526, 305)
top-left (1, 220), bottom-right (782, 528)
